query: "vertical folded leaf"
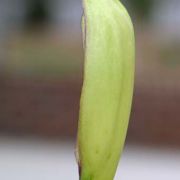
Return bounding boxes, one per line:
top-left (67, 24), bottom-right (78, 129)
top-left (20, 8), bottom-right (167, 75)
top-left (77, 0), bottom-right (135, 179)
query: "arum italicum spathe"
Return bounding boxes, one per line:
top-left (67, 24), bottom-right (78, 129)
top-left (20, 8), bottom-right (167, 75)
top-left (77, 0), bottom-right (135, 179)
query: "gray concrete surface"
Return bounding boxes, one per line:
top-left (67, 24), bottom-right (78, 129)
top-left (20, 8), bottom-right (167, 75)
top-left (0, 136), bottom-right (180, 180)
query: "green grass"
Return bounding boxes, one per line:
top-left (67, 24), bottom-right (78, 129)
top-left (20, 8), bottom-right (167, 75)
top-left (5, 35), bottom-right (83, 79)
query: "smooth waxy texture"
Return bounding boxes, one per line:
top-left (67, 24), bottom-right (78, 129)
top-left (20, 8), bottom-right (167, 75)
top-left (77, 0), bottom-right (135, 179)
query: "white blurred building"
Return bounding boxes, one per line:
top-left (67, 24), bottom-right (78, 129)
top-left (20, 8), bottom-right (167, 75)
top-left (0, 0), bottom-right (82, 66)
top-left (0, 0), bottom-right (82, 39)
top-left (0, 0), bottom-right (26, 39)
top-left (51, 0), bottom-right (82, 28)
top-left (152, 0), bottom-right (180, 41)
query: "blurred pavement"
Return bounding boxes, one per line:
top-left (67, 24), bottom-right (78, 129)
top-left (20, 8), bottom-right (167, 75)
top-left (0, 136), bottom-right (180, 180)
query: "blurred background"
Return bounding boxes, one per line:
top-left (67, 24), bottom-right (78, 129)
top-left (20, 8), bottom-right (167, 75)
top-left (0, 0), bottom-right (180, 179)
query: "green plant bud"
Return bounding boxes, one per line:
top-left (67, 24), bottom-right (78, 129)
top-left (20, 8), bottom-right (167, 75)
top-left (77, 0), bottom-right (135, 179)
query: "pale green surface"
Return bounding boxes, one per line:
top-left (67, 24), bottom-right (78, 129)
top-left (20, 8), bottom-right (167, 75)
top-left (78, 0), bottom-right (135, 179)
